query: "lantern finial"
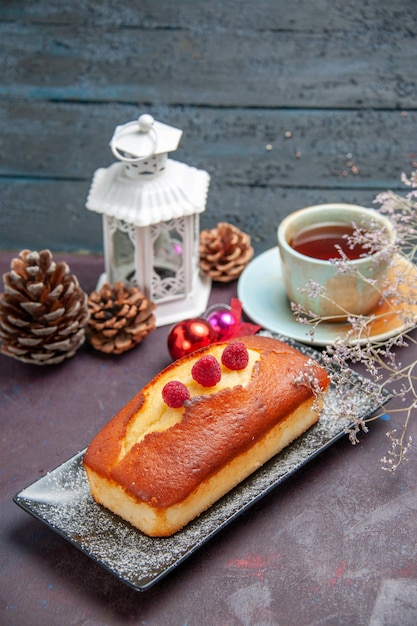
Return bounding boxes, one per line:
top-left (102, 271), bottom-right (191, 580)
top-left (138, 114), bottom-right (154, 132)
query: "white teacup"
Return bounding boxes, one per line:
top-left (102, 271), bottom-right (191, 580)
top-left (277, 203), bottom-right (395, 319)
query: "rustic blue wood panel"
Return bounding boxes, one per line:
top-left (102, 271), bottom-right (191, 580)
top-left (0, 0), bottom-right (416, 254)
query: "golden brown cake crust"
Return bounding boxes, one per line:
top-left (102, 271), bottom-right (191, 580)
top-left (84, 335), bottom-right (329, 509)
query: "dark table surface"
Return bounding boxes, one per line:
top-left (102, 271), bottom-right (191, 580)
top-left (1, 251), bottom-right (417, 626)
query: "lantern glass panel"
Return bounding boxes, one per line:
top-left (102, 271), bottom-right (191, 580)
top-left (151, 219), bottom-right (186, 301)
top-left (111, 226), bottom-right (136, 283)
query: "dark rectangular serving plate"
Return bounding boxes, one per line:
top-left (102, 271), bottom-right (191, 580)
top-left (14, 332), bottom-right (391, 591)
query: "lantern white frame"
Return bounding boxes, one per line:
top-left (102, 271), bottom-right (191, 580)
top-left (86, 116), bottom-right (211, 327)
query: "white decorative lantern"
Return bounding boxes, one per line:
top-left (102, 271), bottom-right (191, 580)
top-left (86, 114), bottom-right (211, 326)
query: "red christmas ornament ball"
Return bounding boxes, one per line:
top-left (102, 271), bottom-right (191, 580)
top-left (167, 318), bottom-right (217, 360)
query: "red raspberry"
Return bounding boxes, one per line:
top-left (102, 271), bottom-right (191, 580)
top-left (221, 342), bottom-right (249, 370)
top-left (191, 355), bottom-right (221, 387)
top-left (162, 380), bottom-right (190, 408)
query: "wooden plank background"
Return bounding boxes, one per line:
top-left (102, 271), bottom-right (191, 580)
top-left (1, 0), bottom-right (416, 256)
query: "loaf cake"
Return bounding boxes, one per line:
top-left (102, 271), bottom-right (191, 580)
top-left (83, 335), bottom-right (329, 536)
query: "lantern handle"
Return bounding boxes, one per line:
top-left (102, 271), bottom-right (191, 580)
top-left (110, 114), bottom-right (158, 163)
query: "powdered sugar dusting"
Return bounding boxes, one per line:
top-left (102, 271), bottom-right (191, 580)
top-left (14, 331), bottom-right (390, 591)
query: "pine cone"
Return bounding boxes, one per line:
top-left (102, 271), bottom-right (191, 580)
top-left (199, 222), bottom-right (254, 282)
top-left (87, 282), bottom-right (156, 354)
top-left (0, 249), bottom-right (88, 365)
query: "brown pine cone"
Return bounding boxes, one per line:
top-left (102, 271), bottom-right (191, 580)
top-left (87, 282), bottom-right (156, 354)
top-left (0, 249), bottom-right (88, 365)
top-left (199, 222), bottom-right (254, 282)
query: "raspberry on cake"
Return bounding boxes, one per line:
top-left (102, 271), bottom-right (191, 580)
top-left (162, 381), bottom-right (190, 408)
top-left (221, 341), bottom-right (249, 370)
top-left (191, 354), bottom-right (222, 387)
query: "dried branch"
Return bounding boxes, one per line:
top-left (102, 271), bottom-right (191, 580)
top-left (292, 172), bottom-right (417, 470)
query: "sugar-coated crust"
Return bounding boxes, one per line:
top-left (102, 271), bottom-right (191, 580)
top-left (84, 335), bottom-right (329, 536)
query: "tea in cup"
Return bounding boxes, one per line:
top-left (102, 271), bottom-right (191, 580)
top-left (277, 203), bottom-right (395, 318)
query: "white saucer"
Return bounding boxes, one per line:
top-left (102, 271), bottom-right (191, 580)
top-left (237, 247), bottom-right (417, 347)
